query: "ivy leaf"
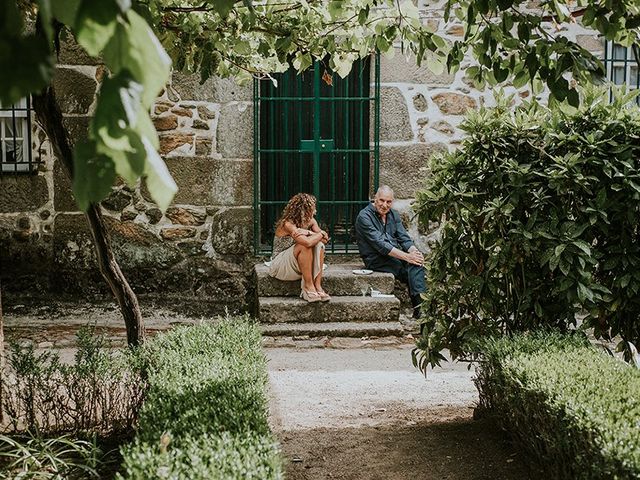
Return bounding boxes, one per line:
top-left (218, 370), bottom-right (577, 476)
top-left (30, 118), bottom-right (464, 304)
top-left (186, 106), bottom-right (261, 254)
top-left (72, 140), bottom-right (116, 211)
top-left (103, 10), bottom-right (171, 107)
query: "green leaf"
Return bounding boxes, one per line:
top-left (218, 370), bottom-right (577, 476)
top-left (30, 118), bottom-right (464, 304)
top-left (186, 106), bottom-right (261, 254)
top-left (91, 73), bottom-right (141, 153)
top-left (577, 283), bottom-right (593, 303)
top-left (426, 54), bottom-right (445, 75)
top-left (212, 0), bottom-right (236, 18)
top-left (573, 240), bottom-right (591, 256)
top-left (74, 0), bottom-right (120, 56)
top-left (72, 141), bottom-right (116, 210)
top-left (512, 70), bottom-right (529, 89)
top-left (103, 10), bottom-right (172, 107)
top-left (0, 34), bottom-right (54, 106)
top-left (36, 0), bottom-right (54, 41)
top-left (52, 0), bottom-right (82, 26)
top-left (1, 0), bottom-right (23, 36)
top-left (143, 137), bottom-right (177, 212)
top-left (567, 88), bottom-right (579, 107)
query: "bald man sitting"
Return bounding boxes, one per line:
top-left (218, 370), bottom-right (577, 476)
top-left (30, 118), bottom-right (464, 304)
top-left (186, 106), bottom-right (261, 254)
top-left (355, 186), bottom-right (426, 319)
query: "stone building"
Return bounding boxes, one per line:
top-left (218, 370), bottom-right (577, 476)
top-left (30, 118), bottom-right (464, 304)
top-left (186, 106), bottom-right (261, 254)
top-left (0, 11), bottom-right (629, 314)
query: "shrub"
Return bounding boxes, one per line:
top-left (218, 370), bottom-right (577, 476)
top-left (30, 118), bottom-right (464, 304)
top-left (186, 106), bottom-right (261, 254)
top-left (413, 88), bottom-right (640, 370)
top-left (0, 432), bottom-right (103, 479)
top-left (118, 316), bottom-right (282, 479)
top-left (3, 325), bottom-right (145, 435)
top-left (476, 332), bottom-right (640, 479)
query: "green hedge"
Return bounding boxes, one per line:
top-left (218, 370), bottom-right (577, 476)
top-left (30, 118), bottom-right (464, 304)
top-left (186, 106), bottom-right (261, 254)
top-left (413, 88), bottom-right (640, 369)
top-left (118, 317), bottom-right (282, 479)
top-left (476, 332), bottom-right (640, 479)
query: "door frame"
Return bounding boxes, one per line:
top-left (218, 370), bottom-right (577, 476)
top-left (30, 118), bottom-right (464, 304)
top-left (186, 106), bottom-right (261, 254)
top-left (253, 53), bottom-right (381, 255)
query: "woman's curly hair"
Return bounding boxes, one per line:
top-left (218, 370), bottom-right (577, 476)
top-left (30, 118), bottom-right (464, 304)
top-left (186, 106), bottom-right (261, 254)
top-left (276, 193), bottom-right (317, 230)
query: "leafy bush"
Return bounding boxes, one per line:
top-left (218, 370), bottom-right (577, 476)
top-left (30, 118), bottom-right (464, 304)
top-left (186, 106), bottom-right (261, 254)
top-left (3, 326), bottom-right (145, 435)
top-left (413, 88), bottom-right (640, 369)
top-left (0, 432), bottom-right (103, 479)
top-left (476, 332), bottom-right (640, 479)
top-left (118, 316), bottom-right (282, 479)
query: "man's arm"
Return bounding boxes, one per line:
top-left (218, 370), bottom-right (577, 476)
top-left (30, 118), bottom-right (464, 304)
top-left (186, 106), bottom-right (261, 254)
top-left (391, 212), bottom-right (424, 265)
top-left (392, 212), bottom-right (415, 252)
top-left (388, 247), bottom-right (423, 265)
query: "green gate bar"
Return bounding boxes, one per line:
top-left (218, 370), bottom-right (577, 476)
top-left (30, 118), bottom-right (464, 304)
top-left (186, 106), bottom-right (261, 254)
top-left (254, 54), bottom-right (381, 255)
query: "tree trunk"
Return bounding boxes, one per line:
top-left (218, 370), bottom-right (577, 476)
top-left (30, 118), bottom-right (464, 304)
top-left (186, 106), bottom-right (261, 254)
top-left (32, 87), bottom-right (146, 346)
top-left (0, 278), bottom-right (4, 423)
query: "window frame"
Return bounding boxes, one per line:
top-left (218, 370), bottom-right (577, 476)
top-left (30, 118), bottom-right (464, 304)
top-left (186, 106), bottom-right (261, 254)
top-left (0, 97), bottom-right (36, 174)
top-left (603, 41), bottom-right (640, 104)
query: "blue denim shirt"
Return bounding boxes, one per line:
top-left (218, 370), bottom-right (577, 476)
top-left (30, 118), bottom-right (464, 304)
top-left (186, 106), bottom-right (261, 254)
top-left (355, 203), bottom-right (414, 263)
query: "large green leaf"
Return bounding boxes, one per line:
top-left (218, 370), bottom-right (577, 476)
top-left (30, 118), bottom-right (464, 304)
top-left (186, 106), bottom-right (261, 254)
top-left (74, 0), bottom-right (121, 56)
top-left (52, 0), bottom-right (82, 26)
top-left (0, 35), bottom-right (54, 106)
top-left (103, 10), bottom-right (171, 107)
top-left (143, 138), bottom-right (177, 212)
top-left (72, 141), bottom-right (117, 211)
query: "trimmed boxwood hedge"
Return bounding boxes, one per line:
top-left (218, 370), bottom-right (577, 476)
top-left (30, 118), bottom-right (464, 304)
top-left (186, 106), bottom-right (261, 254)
top-left (476, 332), bottom-right (640, 479)
top-left (118, 317), bottom-right (282, 479)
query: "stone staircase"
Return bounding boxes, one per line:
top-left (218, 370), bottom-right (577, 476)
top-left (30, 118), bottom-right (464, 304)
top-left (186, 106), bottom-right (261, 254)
top-left (254, 263), bottom-right (404, 338)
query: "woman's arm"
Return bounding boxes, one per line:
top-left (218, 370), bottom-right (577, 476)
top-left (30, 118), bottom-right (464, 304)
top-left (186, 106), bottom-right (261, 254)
top-left (283, 221), bottom-right (323, 247)
top-left (309, 218), bottom-right (329, 244)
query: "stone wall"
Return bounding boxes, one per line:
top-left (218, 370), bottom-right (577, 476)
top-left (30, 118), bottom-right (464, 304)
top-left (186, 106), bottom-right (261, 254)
top-left (1, 38), bottom-right (256, 314)
top-left (0, 14), bottom-right (603, 311)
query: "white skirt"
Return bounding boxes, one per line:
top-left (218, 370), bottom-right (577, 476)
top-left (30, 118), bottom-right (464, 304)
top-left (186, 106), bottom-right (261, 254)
top-left (269, 242), bottom-right (324, 281)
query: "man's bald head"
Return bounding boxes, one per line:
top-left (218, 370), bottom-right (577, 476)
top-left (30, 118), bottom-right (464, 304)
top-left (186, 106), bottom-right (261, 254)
top-left (373, 185), bottom-right (394, 217)
top-left (374, 185), bottom-right (394, 200)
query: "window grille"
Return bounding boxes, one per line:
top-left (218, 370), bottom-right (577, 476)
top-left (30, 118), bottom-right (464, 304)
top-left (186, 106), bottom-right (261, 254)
top-left (603, 41), bottom-right (640, 105)
top-left (0, 98), bottom-right (37, 174)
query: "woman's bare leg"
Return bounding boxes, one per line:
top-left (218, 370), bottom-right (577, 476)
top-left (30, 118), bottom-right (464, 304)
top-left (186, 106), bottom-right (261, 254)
top-left (314, 244), bottom-right (325, 291)
top-left (294, 244), bottom-right (317, 293)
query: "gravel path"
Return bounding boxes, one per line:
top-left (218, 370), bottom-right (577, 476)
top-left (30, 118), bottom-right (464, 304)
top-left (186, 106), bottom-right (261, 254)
top-left (267, 346), bottom-right (533, 479)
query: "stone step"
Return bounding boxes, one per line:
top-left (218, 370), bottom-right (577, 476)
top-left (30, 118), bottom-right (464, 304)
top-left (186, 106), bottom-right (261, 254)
top-left (258, 295), bottom-right (400, 324)
top-left (254, 263), bottom-right (395, 297)
top-left (261, 321), bottom-right (404, 338)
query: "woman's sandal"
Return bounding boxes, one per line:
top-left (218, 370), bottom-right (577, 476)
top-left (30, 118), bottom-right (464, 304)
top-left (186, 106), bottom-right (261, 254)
top-left (300, 290), bottom-right (322, 303)
top-left (316, 290), bottom-right (331, 302)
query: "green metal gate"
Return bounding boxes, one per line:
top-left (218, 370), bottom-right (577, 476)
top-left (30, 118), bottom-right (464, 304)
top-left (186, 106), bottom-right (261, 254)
top-left (253, 55), bottom-right (380, 254)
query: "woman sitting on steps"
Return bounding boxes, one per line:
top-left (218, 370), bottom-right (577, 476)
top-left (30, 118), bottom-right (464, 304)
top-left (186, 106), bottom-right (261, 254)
top-left (269, 193), bottom-right (330, 303)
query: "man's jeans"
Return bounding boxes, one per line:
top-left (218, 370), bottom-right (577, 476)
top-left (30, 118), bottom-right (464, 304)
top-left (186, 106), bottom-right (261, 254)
top-left (363, 255), bottom-right (426, 297)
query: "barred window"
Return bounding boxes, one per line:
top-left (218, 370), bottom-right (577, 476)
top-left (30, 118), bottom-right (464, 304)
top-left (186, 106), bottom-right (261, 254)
top-left (603, 41), bottom-right (640, 104)
top-left (0, 98), bottom-right (36, 174)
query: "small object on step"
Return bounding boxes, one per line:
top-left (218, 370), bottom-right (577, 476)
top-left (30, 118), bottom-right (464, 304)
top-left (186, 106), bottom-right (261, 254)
top-left (370, 289), bottom-right (394, 298)
top-left (352, 268), bottom-right (373, 275)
